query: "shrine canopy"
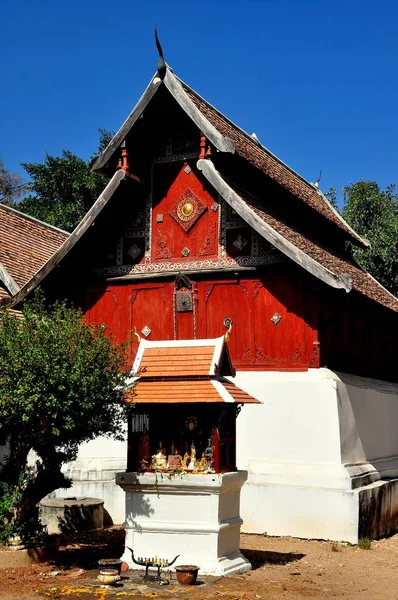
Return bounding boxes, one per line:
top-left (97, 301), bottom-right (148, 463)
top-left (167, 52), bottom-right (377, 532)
top-left (125, 334), bottom-right (260, 404)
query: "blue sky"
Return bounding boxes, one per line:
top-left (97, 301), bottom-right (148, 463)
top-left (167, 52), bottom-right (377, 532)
top-left (1, 0), bottom-right (397, 200)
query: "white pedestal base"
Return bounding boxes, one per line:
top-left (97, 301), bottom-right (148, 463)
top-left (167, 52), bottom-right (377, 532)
top-left (116, 471), bottom-right (251, 576)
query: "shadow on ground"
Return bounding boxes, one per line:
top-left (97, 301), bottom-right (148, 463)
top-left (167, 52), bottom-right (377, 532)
top-left (57, 526), bottom-right (125, 569)
top-left (241, 548), bottom-right (305, 570)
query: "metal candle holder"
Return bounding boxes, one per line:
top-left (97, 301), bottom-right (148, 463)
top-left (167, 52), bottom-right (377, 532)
top-left (127, 547), bottom-right (180, 582)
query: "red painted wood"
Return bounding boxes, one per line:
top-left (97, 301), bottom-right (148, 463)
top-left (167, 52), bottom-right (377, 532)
top-left (131, 283), bottom-right (173, 360)
top-left (197, 280), bottom-right (253, 364)
top-left (252, 277), bottom-right (307, 366)
top-left (85, 276), bottom-right (310, 370)
top-left (86, 286), bottom-right (131, 347)
top-left (152, 162), bottom-right (218, 262)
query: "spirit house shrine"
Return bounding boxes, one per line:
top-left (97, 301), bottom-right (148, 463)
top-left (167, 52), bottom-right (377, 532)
top-left (7, 36), bottom-right (398, 546)
top-left (116, 331), bottom-right (259, 574)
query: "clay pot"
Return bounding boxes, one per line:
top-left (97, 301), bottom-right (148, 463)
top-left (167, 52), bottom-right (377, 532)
top-left (98, 558), bottom-right (122, 575)
top-left (175, 565), bottom-right (199, 586)
top-left (97, 568), bottom-right (120, 586)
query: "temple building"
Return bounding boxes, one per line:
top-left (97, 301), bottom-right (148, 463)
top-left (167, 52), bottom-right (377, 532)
top-left (5, 45), bottom-right (398, 544)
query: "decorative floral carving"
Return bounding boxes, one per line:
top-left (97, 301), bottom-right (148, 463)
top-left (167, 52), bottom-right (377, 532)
top-left (169, 189), bottom-right (207, 232)
top-left (233, 234), bottom-right (248, 251)
top-left (254, 343), bottom-right (267, 361)
top-left (253, 281), bottom-right (263, 300)
top-left (240, 282), bottom-right (249, 296)
top-left (198, 223), bottom-right (217, 256)
top-left (204, 284), bottom-right (214, 303)
top-left (243, 347), bottom-right (251, 360)
top-left (128, 243), bottom-right (142, 260)
top-left (289, 344), bottom-right (303, 361)
top-left (309, 343), bottom-right (320, 367)
top-left (155, 230), bottom-right (172, 259)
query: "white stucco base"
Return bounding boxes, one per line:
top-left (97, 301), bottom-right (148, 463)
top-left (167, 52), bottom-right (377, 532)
top-left (53, 435), bottom-right (127, 525)
top-left (235, 369), bottom-right (398, 543)
top-left (116, 471), bottom-right (251, 576)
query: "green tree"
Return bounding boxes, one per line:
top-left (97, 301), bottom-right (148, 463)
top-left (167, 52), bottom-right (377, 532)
top-left (17, 129), bottom-right (114, 232)
top-left (0, 156), bottom-right (29, 205)
top-left (0, 294), bottom-right (128, 534)
top-left (332, 181), bottom-right (398, 296)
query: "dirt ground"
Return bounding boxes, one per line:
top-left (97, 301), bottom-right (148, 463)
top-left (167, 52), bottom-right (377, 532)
top-left (1, 527), bottom-right (398, 599)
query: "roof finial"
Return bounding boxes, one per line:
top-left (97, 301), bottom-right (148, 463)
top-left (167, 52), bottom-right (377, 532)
top-left (223, 317), bottom-right (233, 343)
top-left (314, 170), bottom-right (322, 188)
top-left (155, 25), bottom-right (166, 80)
top-left (133, 326), bottom-right (141, 343)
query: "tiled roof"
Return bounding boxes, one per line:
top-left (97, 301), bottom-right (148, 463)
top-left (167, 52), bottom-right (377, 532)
top-left (126, 336), bottom-right (260, 404)
top-left (0, 205), bottom-right (68, 291)
top-left (126, 379), bottom-right (224, 403)
top-left (138, 345), bottom-right (217, 378)
top-left (125, 378), bottom-right (259, 405)
top-left (182, 82), bottom-right (368, 249)
top-left (239, 192), bottom-right (398, 313)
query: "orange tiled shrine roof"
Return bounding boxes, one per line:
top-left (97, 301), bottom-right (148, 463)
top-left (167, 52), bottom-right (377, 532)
top-left (125, 336), bottom-right (260, 405)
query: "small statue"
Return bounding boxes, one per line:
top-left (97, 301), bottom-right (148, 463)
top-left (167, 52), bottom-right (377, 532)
top-left (187, 442), bottom-right (197, 470)
top-left (151, 441), bottom-right (167, 469)
top-left (140, 458), bottom-right (150, 471)
top-left (181, 452), bottom-right (189, 470)
top-left (139, 428), bottom-right (150, 460)
top-left (198, 452), bottom-right (207, 471)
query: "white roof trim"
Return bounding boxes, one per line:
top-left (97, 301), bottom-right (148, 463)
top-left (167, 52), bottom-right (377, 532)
top-left (130, 335), bottom-right (226, 377)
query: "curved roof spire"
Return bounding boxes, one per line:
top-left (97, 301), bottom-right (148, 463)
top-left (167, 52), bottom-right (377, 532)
top-left (155, 25), bottom-right (166, 80)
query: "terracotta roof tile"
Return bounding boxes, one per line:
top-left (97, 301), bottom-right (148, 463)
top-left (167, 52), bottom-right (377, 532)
top-left (239, 194), bottom-right (398, 313)
top-left (0, 205), bottom-right (68, 290)
top-left (125, 378), bottom-right (260, 404)
top-left (125, 380), bottom-right (223, 403)
top-left (139, 346), bottom-right (215, 377)
top-left (219, 380), bottom-right (260, 404)
top-left (182, 82), bottom-right (367, 249)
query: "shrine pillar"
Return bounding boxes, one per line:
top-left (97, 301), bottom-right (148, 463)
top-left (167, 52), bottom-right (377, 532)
top-left (116, 471), bottom-right (251, 576)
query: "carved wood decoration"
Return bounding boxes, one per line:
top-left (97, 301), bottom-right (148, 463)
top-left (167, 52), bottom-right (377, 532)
top-left (85, 275), bottom-right (313, 370)
top-left (151, 162), bottom-right (218, 263)
top-left (94, 157), bottom-right (283, 277)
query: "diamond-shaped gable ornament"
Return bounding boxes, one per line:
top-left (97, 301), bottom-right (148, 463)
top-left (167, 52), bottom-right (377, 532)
top-left (169, 189), bottom-right (207, 232)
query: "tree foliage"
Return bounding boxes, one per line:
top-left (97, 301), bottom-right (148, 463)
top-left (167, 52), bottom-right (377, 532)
top-left (0, 156), bottom-right (29, 205)
top-left (329, 181), bottom-right (398, 296)
top-left (16, 129), bottom-right (114, 232)
top-left (0, 294), bottom-right (128, 534)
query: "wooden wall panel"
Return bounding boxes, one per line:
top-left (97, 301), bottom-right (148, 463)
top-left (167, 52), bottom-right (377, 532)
top-left (253, 278), bottom-right (307, 366)
top-left (86, 286), bottom-right (131, 346)
top-left (131, 283), bottom-right (174, 361)
top-left (197, 280), bottom-right (253, 365)
top-left (85, 276), bottom-right (311, 371)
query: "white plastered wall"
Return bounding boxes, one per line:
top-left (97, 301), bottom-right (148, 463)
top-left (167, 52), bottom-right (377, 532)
top-left (235, 369), bottom-right (398, 543)
top-left (53, 425), bottom-right (127, 524)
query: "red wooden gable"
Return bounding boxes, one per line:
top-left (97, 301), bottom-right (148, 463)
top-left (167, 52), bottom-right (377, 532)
top-left (152, 162), bottom-right (218, 263)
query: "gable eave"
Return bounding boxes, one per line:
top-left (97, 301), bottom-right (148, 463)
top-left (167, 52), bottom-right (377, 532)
top-left (0, 261), bottom-right (19, 296)
top-left (6, 170), bottom-right (127, 308)
top-left (91, 68), bottom-right (235, 174)
top-left (197, 158), bottom-right (352, 293)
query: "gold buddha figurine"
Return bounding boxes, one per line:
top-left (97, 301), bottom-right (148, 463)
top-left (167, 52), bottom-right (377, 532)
top-left (181, 452), bottom-right (189, 469)
top-left (151, 441), bottom-right (167, 469)
top-left (187, 442), bottom-right (198, 470)
top-left (197, 452), bottom-right (207, 471)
